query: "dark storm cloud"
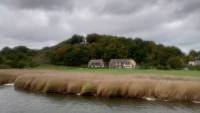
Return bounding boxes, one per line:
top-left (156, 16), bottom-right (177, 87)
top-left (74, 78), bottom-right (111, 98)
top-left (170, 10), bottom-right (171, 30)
top-left (0, 0), bottom-right (200, 52)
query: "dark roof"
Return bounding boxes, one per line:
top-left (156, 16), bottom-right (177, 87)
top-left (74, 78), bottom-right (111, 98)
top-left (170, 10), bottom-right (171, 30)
top-left (110, 59), bottom-right (135, 62)
top-left (89, 59), bottom-right (104, 63)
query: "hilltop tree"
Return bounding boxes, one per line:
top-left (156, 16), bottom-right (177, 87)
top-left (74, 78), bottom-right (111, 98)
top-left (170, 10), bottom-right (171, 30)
top-left (68, 35), bottom-right (84, 44)
top-left (87, 34), bottom-right (101, 44)
top-left (13, 46), bottom-right (30, 53)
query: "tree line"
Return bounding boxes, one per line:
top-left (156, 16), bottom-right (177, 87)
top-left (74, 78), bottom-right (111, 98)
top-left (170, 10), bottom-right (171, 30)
top-left (0, 34), bottom-right (200, 69)
top-left (0, 46), bottom-right (38, 68)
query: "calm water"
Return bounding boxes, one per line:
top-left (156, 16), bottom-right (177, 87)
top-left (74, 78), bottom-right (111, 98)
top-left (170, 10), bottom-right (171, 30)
top-left (0, 85), bottom-right (199, 113)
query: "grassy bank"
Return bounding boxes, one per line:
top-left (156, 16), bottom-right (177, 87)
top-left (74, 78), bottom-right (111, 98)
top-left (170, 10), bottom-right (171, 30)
top-left (34, 65), bottom-right (200, 77)
top-left (0, 69), bottom-right (200, 102)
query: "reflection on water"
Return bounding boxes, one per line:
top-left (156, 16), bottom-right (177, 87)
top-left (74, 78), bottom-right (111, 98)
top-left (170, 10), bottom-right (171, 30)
top-left (0, 86), bottom-right (199, 113)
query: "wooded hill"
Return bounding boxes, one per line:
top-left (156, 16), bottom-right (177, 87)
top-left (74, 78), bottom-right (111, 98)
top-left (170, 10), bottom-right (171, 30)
top-left (0, 34), bottom-right (200, 69)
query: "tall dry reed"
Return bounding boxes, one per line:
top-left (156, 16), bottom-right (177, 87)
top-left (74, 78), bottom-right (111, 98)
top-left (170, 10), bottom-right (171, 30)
top-left (1, 69), bottom-right (200, 101)
top-left (0, 70), bottom-right (21, 85)
top-left (12, 70), bottom-right (200, 101)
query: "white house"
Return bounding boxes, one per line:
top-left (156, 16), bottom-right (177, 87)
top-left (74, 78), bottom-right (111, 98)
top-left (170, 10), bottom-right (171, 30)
top-left (109, 59), bottom-right (136, 68)
top-left (188, 60), bottom-right (200, 66)
top-left (88, 59), bottom-right (105, 68)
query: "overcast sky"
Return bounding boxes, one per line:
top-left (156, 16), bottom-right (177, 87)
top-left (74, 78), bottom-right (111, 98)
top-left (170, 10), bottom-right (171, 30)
top-left (0, 0), bottom-right (200, 52)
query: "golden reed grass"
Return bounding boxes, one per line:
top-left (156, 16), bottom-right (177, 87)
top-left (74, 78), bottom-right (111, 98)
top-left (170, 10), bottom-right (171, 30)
top-left (1, 69), bottom-right (200, 101)
top-left (0, 70), bottom-right (21, 85)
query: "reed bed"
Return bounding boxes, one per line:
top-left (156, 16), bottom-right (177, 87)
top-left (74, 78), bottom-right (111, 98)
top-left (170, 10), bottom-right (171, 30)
top-left (10, 70), bottom-right (200, 102)
top-left (0, 70), bottom-right (22, 85)
top-left (1, 69), bottom-right (200, 101)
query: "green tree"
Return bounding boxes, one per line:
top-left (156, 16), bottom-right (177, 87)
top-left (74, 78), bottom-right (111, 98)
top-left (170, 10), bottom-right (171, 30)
top-left (63, 46), bottom-right (89, 66)
top-left (167, 57), bottom-right (184, 69)
top-left (46, 33), bottom-right (187, 69)
top-left (13, 46), bottom-right (30, 53)
top-left (67, 34), bottom-right (84, 44)
top-left (155, 45), bottom-right (184, 69)
top-left (0, 56), bottom-right (2, 64)
top-left (188, 50), bottom-right (199, 60)
top-left (0, 46), bottom-right (37, 68)
top-left (87, 34), bottom-right (101, 43)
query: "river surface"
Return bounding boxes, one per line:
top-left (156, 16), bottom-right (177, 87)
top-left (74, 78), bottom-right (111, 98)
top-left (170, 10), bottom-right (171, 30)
top-left (0, 85), bottom-right (199, 113)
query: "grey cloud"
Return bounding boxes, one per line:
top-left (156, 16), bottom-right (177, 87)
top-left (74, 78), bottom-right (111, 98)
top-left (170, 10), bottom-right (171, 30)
top-left (0, 0), bottom-right (74, 11)
top-left (0, 0), bottom-right (200, 52)
top-left (175, 0), bottom-right (200, 14)
top-left (100, 0), bottom-right (158, 15)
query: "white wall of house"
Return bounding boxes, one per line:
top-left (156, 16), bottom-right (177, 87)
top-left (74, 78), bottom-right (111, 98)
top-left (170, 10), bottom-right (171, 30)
top-left (109, 59), bottom-right (136, 68)
top-left (188, 60), bottom-right (200, 66)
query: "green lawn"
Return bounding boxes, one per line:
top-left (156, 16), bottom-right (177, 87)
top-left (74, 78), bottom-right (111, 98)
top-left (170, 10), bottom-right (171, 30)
top-left (34, 64), bottom-right (200, 77)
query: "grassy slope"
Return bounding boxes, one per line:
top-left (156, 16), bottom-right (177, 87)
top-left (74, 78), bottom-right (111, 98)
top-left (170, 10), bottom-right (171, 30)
top-left (34, 65), bottom-right (200, 77)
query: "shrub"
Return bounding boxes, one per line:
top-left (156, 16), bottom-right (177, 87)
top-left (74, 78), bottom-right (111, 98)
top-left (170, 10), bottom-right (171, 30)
top-left (187, 65), bottom-right (200, 70)
top-left (167, 57), bottom-right (184, 69)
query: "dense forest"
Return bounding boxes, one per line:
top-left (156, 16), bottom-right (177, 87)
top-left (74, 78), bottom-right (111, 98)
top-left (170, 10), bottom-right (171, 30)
top-left (0, 34), bottom-right (200, 69)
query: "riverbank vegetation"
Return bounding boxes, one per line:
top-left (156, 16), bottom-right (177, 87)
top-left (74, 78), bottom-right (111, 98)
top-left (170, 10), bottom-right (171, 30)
top-left (0, 70), bottom-right (21, 85)
top-left (0, 34), bottom-right (200, 70)
top-left (0, 69), bottom-right (199, 102)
